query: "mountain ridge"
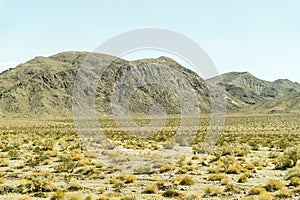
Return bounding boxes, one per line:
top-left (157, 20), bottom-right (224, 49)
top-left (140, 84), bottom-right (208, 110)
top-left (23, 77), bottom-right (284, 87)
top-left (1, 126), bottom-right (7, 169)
top-left (208, 71), bottom-right (300, 106)
top-left (0, 51), bottom-right (213, 118)
top-left (1, 51), bottom-right (299, 118)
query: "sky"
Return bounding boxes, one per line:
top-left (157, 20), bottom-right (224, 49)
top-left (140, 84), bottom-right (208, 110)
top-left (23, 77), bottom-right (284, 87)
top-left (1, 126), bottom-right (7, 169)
top-left (1, 0), bottom-right (300, 82)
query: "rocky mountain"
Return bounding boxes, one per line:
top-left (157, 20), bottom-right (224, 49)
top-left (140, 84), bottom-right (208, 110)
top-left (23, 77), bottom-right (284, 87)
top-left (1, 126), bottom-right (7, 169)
top-left (208, 72), bottom-right (300, 106)
top-left (238, 92), bottom-right (300, 114)
top-left (1, 52), bottom-right (299, 118)
top-left (0, 51), bottom-right (218, 118)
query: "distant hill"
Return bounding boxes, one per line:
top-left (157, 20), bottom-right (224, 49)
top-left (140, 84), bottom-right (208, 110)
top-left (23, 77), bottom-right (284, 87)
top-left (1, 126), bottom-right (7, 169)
top-left (1, 52), bottom-right (299, 118)
top-left (0, 51), bottom-right (217, 118)
top-left (238, 92), bottom-right (300, 114)
top-left (208, 72), bottom-right (300, 106)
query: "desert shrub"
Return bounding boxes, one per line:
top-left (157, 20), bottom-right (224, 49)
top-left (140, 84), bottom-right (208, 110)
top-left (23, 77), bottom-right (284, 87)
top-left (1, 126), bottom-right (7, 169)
top-left (265, 179), bottom-right (284, 192)
top-left (68, 179), bottom-right (82, 191)
top-left (219, 155), bottom-right (236, 171)
top-left (155, 180), bottom-right (166, 190)
top-left (256, 192), bottom-right (274, 200)
top-left (19, 171), bottom-right (56, 193)
top-left (7, 149), bottom-right (19, 160)
top-left (210, 143), bottom-right (251, 158)
top-left (268, 151), bottom-right (280, 159)
top-left (221, 177), bottom-right (230, 186)
top-left (290, 177), bottom-right (300, 186)
top-left (274, 145), bottom-right (300, 169)
top-left (207, 167), bottom-right (219, 174)
top-left (65, 193), bottom-right (83, 200)
top-left (54, 158), bottom-right (77, 173)
top-left (224, 184), bottom-right (242, 194)
top-left (287, 166), bottom-right (300, 179)
top-left (73, 166), bottom-right (96, 175)
top-left (0, 158), bottom-right (8, 167)
top-left (121, 195), bottom-right (136, 200)
top-left (191, 155), bottom-right (199, 160)
top-left (50, 189), bottom-right (65, 200)
top-left (159, 165), bottom-right (175, 173)
top-left (248, 186), bottom-right (266, 195)
top-left (162, 190), bottom-right (180, 198)
top-left (207, 173), bottom-right (227, 182)
top-left (274, 188), bottom-right (291, 198)
top-left (125, 174), bottom-right (136, 183)
top-left (245, 162), bottom-right (255, 170)
top-left (92, 161), bottom-right (104, 168)
top-left (182, 193), bottom-right (201, 200)
top-left (98, 187), bottom-right (105, 194)
top-left (285, 166), bottom-right (300, 190)
top-left (179, 175), bottom-right (195, 186)
top-left (234, 144), bottom-right (251, 156)
top-left (96, 194), bottom-right (109, 200)
top-left (109, 177), bottom-right (124, 189)
top-left (203, 187), bottom-right (223, 197)
top-left (133, 165), bottom-right (151, 174)
top-left (226, 165), bottom-right (241, 174)
top-left (238, 174), bottom-right (248, 183)
top-left (276, 138), bottom-right (290, 150)
top-left (176, 167), bottom-right (188, 174)
top-left (142, 184), bottom-right (158, 194)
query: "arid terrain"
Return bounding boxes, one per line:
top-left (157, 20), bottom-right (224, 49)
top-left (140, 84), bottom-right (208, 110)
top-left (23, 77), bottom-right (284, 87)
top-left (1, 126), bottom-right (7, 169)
top-left (0, 114), bottom-right (299, 200)
top-left (0, 52), bottom-right (300, 200)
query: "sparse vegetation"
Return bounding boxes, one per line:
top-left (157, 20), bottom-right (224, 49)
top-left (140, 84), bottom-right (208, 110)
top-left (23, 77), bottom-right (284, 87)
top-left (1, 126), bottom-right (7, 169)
top-left (248, 186), bottom-right (266, 195)
top-left (265, 179), bottom-right (284, 192)
top-left (142, 184), bottom-right (158, 194)
top-left (0, 114), bottom-right (299, 199)
top-left (203, 187), bottom-right (223, 197)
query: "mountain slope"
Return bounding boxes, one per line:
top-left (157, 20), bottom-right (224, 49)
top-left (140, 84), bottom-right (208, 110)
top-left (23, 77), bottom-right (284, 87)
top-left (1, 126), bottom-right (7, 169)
top-left (239, 92), bottom-right (300, 114)
top-left (0, 52), bottom-right (90, 117)
top-left (208, 72), bottom-right (300, 105)
top-left (0, 51), bottom-right (215, 118)
top-left (2, 52), bottom-right (299, 118)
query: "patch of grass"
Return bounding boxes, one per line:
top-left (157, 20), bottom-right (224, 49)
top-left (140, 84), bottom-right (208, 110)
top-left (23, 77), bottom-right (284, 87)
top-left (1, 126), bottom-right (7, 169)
top-left (274, 188), bottom-right (291, 198)
top-left (142, 184), bottom-right (158, 194)
top-left (226, 165), bottom-right (241, 174)
top-left (207, 173), bottom-right (227, 182)
top-left (274, 145), bottom-right (300, 169)
top-left (224, 184), bottom-right (242, 194)
top-left (203, 186), bottom-right (223, 197)
top-left (238, 174), bottom-right (248, 183)
top-left (0, 158), bottom-right (9, 167)
top-left (179, 175), bottom-right (195, 186)
top-left (121, 195), bottom-right (136, 200)
top-left (290, 177), bottom-right (300, 186)
top-left (159, 165), bottom-right (175, 173)
top-left (265, 179), bottom-right (284, 192)
top-left (248, 186), bottom-right (266, 195)
top-left (162, 190), bottom-right (180, 198)
top-left (125, 174), bottom-right (136, 184)
top-left (245, 162), bottom-right (255, 170)
top-left (50, 189), bottom-right (65, 200)
top-left (65, 193), bottom-right (83, 200)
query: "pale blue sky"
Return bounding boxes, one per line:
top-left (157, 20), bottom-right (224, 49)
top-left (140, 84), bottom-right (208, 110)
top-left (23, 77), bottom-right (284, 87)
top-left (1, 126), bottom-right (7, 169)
top-left (1, 0), bottom-right (299, 82)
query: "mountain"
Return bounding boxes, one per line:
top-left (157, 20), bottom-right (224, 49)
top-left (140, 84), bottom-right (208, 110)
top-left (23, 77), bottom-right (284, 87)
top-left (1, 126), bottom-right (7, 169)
top-left (238, 92), bottom-right (300, 114)
top-left (0, 52), bottom-right (90, 118)
top-left (0, 51), bottom-right (216, 118)
top-left (1, 52), bottom-right (299, 118)
top-left (208, 72), bottom-right (300, 106)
